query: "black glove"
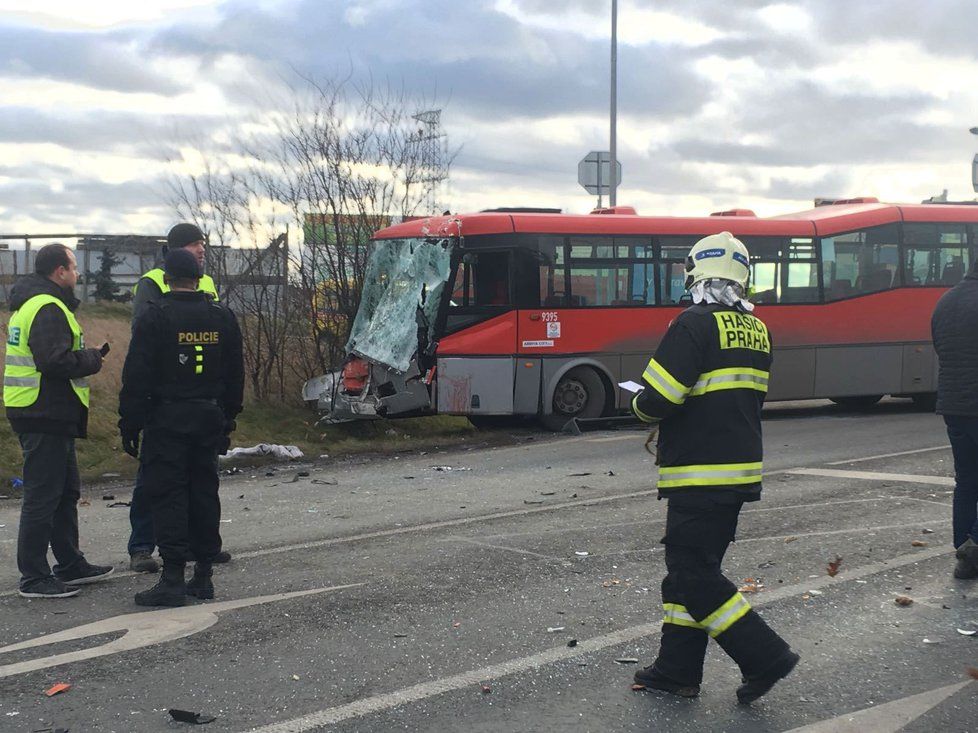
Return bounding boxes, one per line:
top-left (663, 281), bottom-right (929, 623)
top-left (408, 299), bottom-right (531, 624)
top-left (121, 427), bottom-right (141, 458)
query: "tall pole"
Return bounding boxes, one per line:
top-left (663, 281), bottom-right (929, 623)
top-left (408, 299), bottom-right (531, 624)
top-left (609, 0), bottom-right (618, 207)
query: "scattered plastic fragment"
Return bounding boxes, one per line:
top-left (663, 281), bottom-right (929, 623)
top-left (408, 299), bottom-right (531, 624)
top-left (738, 578), bottom-right (763, 594)
top-left (895, 595), bottom-right (914, 607)
top-left (567, 639), bottom-right (578, 648)
top-left (429, 466), bottom-right (471, 472)
top-left (956, 629), bottom-right (977, 636)
top-left (922, 528), bottom-right (935, 534)
top-left (106, 501), bottom-right (130, 508)
top-left (452, 622), bottom-right (461, 628)
top-left (547, 626), bottom-right (565, 633)
top-left (524, 499), bottom-right (544, 505)
top-left (292, 675), bottom-right (300, 681)
top-left (631, 684), bottom-right (646, 691)
top-left (911, 540), bottom-right (928, 547)
top-left (807, 589), bottom-right (823, 596)
top-left (606, 471), bottom-right (616, 476)
top-left (827, 556), bottom-right (842, 577)
top-left (44, 683), bottom-right (71, 697)
top-left (310, 479), bottom-right (337, 485)
top-left (615, 657), bottom-right (639, 664)
top-left (575, 551), bottom-right (589, 557)
top-left (784, 536), bottom-right (798, 543)
top-left (540, 491), bottom-right (556, 496)
top-left (101, 494), bottom-right (115, 501)
top-left (568, 472), bottom-right (591, 477)
top-left (393, 633), bottom-right (408, 638)
top-left (923, 638), bottom-right (941, 644)
top-left (78, 499), bottom-right (90, 507)
top-left (169, 709), bottom-right (216, 724)
top-left (480, 682), bottom-right (492, 694)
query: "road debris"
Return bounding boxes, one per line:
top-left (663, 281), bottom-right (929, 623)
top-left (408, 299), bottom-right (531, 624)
top-left (480, 682), bottom-right (492, 694)
top-left (169, 709), bottom-right (217, 724)
top-left (911, 540), bottom-right (928, 547)
top-left (429, 466), bottom-right (472, 472)
top-left (106, 501), bottom-right (131, 508)
top-left (222, 444), bottom-right (303, 461)
top-left (738, 578), bottom-right (764, 593)
top-left (546, 626), bottom-right (565, 633)
top-left (575, 551), bottom-right (589, 557)
top-left (567, 639), bottom-right (578, 648)
top-left (568, 472), bottom-right (591, 477)
top-left (895, 595), bottom-right (914, 607)
top-left (311, 479), bottom-right (337, 485)
top-left (101, 494), bottom-right (115, 501)
top-left (630, 684), bottom-right (646, 691)
top-left (922, 528), bottom-right (935, 534)
top-left (968, 667), bottom-right (978, 680)
top-left (827, 556), bottom-right (843, 577)
top-left (956, 628), bottom-right (977, 636)
top-left (44, 683), bottom-right (71, 697)
top-left (615, 657), bottom-right (639, 664)
top-left (784, 536), bottom-right (798, 543)
top-left (78, 499), bottom-right (90, 507)
top-left (524, 499), bottom-right (544, 505)
top-left (393, 633), bottom-right (408, 638)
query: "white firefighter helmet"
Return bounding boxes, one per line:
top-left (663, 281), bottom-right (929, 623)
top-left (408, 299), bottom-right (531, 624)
top-left (684, 231), bottom-right (750, 290)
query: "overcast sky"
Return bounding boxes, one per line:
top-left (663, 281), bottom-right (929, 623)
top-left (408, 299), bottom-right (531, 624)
top-left (1, 0), bottom-right (977, 237)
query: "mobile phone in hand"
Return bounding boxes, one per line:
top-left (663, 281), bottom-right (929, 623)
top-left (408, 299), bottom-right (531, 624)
top-left (99, 342), bottom-right (110, 357)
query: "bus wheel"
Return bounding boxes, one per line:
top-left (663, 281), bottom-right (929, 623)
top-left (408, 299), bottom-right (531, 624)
top-left (829, 395), bottom-right (883, 410)
top-left (541, 367), bottom-right (607, 431)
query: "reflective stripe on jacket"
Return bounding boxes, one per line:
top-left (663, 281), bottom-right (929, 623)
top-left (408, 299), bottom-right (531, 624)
top-left (4, 294), bottom-right (90, 408)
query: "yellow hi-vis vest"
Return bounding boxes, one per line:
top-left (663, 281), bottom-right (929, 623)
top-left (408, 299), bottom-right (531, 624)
top-left (3, 294), bottom-right (90, 408)
top-left (136, 269), bottom-right (219, 300)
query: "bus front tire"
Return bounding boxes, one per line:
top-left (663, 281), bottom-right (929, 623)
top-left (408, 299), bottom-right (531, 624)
top-left (540, 367), bottom-right (607, 432)
top-left (829, 395), bottom-right (883, 410)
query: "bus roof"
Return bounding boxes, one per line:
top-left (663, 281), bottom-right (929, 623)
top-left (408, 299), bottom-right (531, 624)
top-left (375, 200), bottom-right (978, 240)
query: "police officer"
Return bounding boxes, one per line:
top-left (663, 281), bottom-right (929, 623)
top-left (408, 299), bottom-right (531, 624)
top-left (631, 232), bottom-right (798, 704)
top-left (119, 248), bottom-right (243, 607)
top-left (127, 223), bottom-right (228, 573)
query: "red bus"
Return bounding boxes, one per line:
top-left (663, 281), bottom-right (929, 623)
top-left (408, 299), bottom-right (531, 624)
top-left (302, 198), bottom-right (978, 429)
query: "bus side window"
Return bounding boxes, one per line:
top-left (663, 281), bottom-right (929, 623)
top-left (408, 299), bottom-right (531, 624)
top-left (472, 252), bottom-right (510, 305)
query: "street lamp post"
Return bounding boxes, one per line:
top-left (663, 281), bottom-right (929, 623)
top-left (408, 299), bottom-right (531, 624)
top-left (971, 127), bottom-right (978, 194)
top-left (610, 0), bottom-right (618, 207)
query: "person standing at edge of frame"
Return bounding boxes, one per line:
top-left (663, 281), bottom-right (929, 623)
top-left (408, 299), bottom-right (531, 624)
top-left (4, 243), bottom-right (114, 598)
top-left (931, 255), bottom-right (978, 579)
top-left (126, 222), bottom-right (231, 573)
top-left (629, 232), bottom-right (799, 704)
top-left (119, 248), bottom-right (243, 607)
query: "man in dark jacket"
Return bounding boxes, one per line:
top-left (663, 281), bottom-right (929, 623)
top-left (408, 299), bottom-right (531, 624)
top-left (4, 243), bottom-right (113, 598)
top-left (630, 233), bottom-right (797, 704)
top-left (932, 260), bottom-right (978, 578)
top-left (126, 222), bottom-right (228, 574)
top-left (119, 248), bottom-right (243, 606)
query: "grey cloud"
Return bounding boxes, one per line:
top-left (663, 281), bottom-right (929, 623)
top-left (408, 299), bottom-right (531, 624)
top-left (0, 24), bottom-right (186, 95)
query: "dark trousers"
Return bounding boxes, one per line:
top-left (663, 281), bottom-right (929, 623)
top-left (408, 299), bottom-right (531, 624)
top-left (652, 499), bottom-right (790, 686)
top-left (141, 403), bottom-right (223, 564)
top-left (945, 415), bottom-right (978, 548)
top-left (16, 433), bottom-right (86, 588)
top-left (127, 463), bottom-right (155, 555)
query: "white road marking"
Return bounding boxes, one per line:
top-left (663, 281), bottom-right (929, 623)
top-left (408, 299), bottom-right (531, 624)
top-left (827, 445), bottom-right (949, 465)
top-left (241, 545), bottom-right (949, 733)
top-left (787, 468), bottom-right (954, 486)
top-left (0, 583), bottom-right (362, 679)
top-left (786, 680), bottom-right (973, 732)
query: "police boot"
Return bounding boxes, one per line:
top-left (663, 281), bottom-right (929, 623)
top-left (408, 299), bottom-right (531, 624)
top-left (954, 538), bottom-right (978, 579)
top-left (186, 562), bottom-right (214, 600)
top-left (134, 561), bottom-right (186, 607)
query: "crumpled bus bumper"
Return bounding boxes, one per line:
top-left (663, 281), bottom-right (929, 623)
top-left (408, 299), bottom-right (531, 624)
top-left (301, 360), bottom-right (433, 423)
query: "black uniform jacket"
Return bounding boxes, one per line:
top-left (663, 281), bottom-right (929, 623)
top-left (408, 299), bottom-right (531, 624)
top-left (632, 303), bottom-right (772, 503)
top-left (119, 291), bottom-right (244, 433)
top-left (932, 269), bottom-right (978, 416)
top-left (5, 274), bottom-right (103, 437)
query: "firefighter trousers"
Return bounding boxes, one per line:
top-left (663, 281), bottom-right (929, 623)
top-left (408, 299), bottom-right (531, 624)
top-left (651, 498), bottom-right (791, 686)
top-left (141, 402), bottom-right (224, 565)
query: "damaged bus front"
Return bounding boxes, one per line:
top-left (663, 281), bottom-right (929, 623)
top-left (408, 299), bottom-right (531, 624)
top-left (303, 235), bottom-right (454, 422)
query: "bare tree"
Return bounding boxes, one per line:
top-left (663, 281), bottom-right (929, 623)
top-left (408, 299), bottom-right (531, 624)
top-left (165, 74), bottom-right (455, 403)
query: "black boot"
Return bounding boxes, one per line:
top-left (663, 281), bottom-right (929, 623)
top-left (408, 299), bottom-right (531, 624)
top-left (736, 651), bottom-right (800, 704)
top-left (634, 665), bottom-right (700, 698)
top-left (187, 562), bottom-right (214, 600)
top-left (954, 539), bottom-right (978, 579)
top-left (134, 561), bottom-right (186, 607)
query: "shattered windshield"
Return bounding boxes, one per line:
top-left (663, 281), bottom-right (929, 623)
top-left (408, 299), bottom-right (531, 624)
top-left (346, 237), bottom-right (453, 372)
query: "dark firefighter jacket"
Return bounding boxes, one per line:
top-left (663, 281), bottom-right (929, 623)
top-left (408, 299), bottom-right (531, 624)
top-left (5, 274), bottom-right (103, 437)
top-left (931, 268), bottom-right (978, 416)
top-left (631, 303), bottom-right (772, 502)
top-left (119, 291), bottom-right (244, 433)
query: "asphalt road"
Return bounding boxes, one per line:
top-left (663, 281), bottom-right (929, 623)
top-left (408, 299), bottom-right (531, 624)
top-left (0, 400), bottom-right (976, 733)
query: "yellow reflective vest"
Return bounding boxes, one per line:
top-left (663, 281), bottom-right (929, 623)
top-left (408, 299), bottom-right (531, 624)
top-left (3, 294), bottom-right (90, 408)
top-left (136, 268), bottom-right (219, 300)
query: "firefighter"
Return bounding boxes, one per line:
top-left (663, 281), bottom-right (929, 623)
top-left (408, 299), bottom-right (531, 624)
top-left (631, 232), bottom-right (798, 704)
top-left (119, 248), bottom-right (243, 607)
top-left (127, 222), bottom-right (230, 573)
